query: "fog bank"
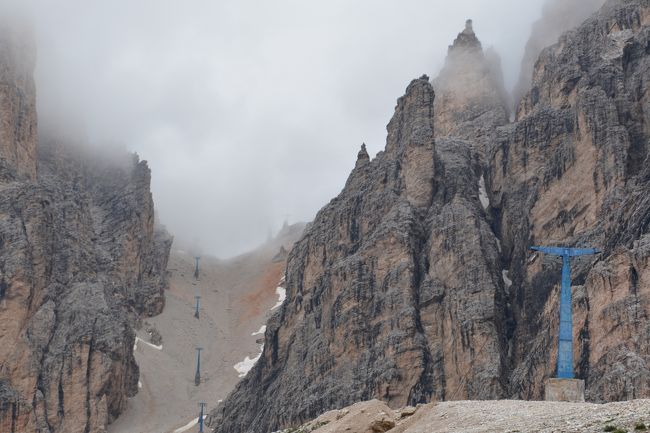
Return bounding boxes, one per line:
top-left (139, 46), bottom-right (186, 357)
top-left (1, 0), bottom-right (605, 257)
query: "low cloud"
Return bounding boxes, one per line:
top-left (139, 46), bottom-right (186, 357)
top-left (1, 0), bottom-right (603, 256)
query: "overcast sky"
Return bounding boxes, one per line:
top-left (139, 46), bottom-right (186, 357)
top-left (8, 0), bottom-right (573, 257)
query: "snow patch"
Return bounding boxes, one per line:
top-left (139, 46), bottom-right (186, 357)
top-left (138, 380), bottom-right (142, 389)
top-left (478, 175), bottom-right (490, 209)
top-left (271, 287), bottom-right (286, 310)
top-left (173, 416), bottom-right (205, 433)
top-left (234, 344), bottom-right (264, 378)
top-left (134, 336), bottom-right (163, 351)
top-left (502, 270), bottom-right (512, 288)
top-left (251, 325), bottom-right (266, 336)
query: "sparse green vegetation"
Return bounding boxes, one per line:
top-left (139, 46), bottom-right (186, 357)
top-left (635, 422), bottom-right (647, 431)
top-left (312, 421), bottom-right (330, 430)
top-left (604, 426), bottom-right (628, 433)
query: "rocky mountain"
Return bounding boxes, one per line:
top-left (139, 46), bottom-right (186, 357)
top-left (0, 18), bottom-right (37, 181)
top-left (432, 19), bottom-right (510, 155)
top-left (495, 0), bottom-right (650, 402)
top-left (208, 0), bottom-right (650, 432)
top-left (513, 0), bottom-right (607, 107)
top-left (0, 21), bottom-right (171, 433)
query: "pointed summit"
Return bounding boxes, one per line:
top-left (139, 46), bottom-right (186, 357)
top-left (433, 19), bottom-right (509, 156)
top-left (448, 19), bottom-right (482, 54)
top-left (355, 143), bottom-right (370, 168)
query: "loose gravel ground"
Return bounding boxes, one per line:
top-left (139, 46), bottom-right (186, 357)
top-left (279, 399), bottom-right (650, 433)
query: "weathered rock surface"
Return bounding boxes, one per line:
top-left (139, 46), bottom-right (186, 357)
top-left (0, 26), bottom-right (171, 433)
top-left (433, 19), bottom-right (510, 159)
top-left (513, 0), bottom-right (607, 107)
top-left (490, 0), bottom-right (650, 402)
top-left (210, 0), bottom-right (650, 431)
top-left (210, 77), bottom-right (507, 433)
top-left (273, 400), bottom-right (397, 433)
top-left (0, 17), bottom-right (37, 181)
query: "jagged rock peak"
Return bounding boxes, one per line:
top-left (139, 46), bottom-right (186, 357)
top-left (385, 76), bottom-right (435, 155)
top-left (433, 19), bottom-right (509, 150)
top-left (355, 142), bottom-right (370, 167)
top-left (448, 19), bottom-right (482, 53)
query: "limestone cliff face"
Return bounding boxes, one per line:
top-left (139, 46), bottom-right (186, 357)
top-left (491, 0), bottom-right (650, 402)
top-left (0, 18), bottom-right (37, 181)
top-left (513, 0), bottom-right (607, 107)
top-left (210, 1), bottom-right (650, 431)
top-left (0, 29), bottom-right (171, 433)
top-left (209, 78), bottom-right (507, 433)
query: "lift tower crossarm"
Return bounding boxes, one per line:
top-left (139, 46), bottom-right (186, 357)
top-left (530, 246), bottom-right (600, 257)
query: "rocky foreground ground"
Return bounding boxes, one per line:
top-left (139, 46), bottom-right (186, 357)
top-left (274, 399), bottom-right (650, 433)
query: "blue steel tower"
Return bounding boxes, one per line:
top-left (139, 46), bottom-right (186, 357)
top-left (198, 402), bottom-right (207, 432)
top-left (530, 246), bottom-right (600, 379)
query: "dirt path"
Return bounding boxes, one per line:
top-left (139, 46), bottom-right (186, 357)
top-left (109, 224), bottom-right (304, 433)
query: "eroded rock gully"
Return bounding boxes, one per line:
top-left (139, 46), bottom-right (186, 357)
top-left (209, 1), bottom-right (650, 432)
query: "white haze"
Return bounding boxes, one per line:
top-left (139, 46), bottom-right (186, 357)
top-left (2, 0), bottom-right (603, 257)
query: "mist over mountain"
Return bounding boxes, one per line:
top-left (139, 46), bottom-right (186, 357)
top-left (2, 1), bottom-right (647, 432)
top-left (0, 0), bottom-right (602, 258)
top-left (513, 0), bottom-right (607, 106)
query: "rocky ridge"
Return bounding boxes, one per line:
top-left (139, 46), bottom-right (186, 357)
top-left (209, 0), bottom-right (650, 432)
top-left (0, 24), bottom-right (171, 433)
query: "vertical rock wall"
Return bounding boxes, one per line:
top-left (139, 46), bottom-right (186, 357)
top-left (0, 24), bottom-right (171, 433)
top-left (490, 0), bottom-right (650, 402)
top-left (0, 17), bottom-right (37, 181)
